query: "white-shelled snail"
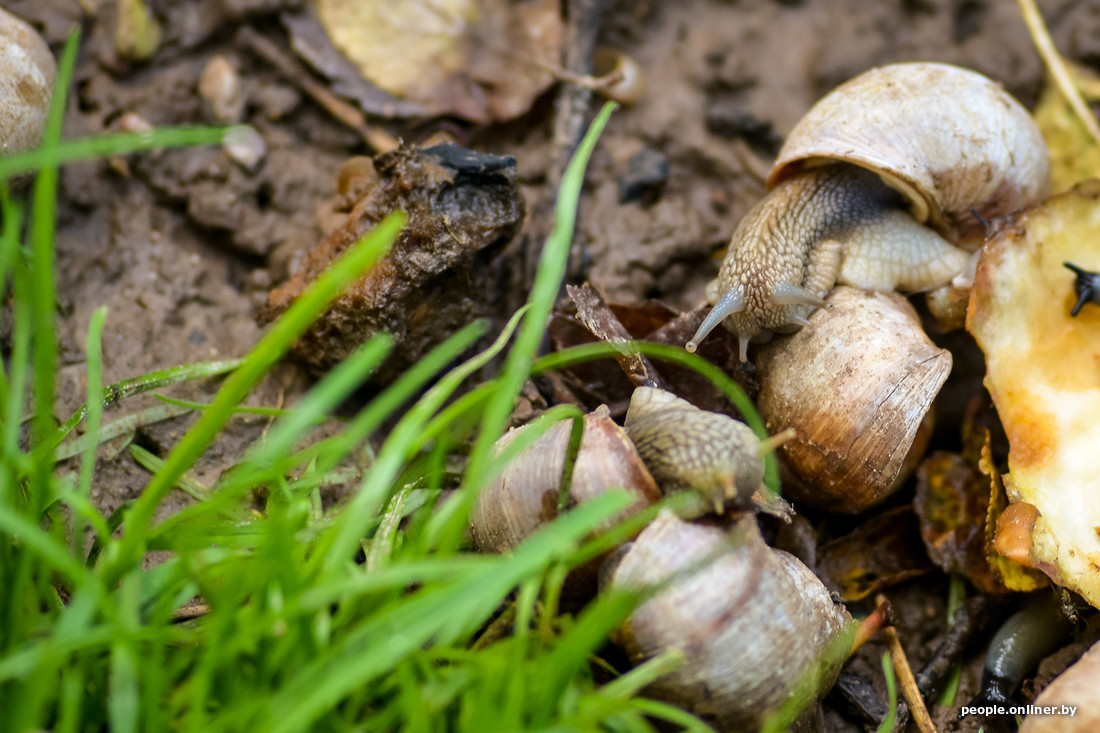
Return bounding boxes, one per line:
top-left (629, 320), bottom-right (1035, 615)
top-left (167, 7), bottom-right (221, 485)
top-left (686, 62), bottom-right (1051, 360)
top-left (606, 511), bottom-right (852, 730)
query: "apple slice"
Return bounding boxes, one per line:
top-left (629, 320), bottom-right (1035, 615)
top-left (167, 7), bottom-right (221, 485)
top-left (968, 181), bottom-right (1100, 608)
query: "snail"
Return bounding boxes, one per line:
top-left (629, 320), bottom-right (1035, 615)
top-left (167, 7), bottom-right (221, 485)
top-left (470, 404), bottom-right (661, 565)
top-left (472, 388), bottom-right (793, 552)
top-left (624, 386), bottom-right (793, 516)
top-left (606, 510), bottom-right (853, 731)
top-left (685, 62), bottom-right (1050, 361)
top-left (754, 287), bottom-right (950, 512)
top-left (0, 8), bottom-right (56, 157)
top-left (470, 387), bottom-right (795, 591)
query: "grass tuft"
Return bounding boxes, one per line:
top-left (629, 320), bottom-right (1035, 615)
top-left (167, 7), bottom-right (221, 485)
top-left (0, 70), bottom-right (726, 730)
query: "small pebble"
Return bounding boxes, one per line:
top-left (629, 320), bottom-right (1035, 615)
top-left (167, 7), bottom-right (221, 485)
top-left (199, 55), bottom-right (245, 124)
top-left (618, 148), bottom-right (668, 205)
top-left (223, 125), bottom-right (266, 170)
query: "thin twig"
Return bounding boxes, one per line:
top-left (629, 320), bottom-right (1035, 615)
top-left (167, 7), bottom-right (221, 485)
top-left (1018, 0), bottom-right (1100, 146)
top-left (237, 26), bottom-right (398, 153)
top-left (877, 594), bottom-right (937, 733)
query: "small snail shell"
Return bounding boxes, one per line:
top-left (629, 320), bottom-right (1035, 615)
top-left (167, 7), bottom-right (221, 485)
top-left (687, 63), bottom-right (1050, 361)
top-left (470, 406), bottom-right (661, 593)
top-left (0, 8), bottom-right (56, 156)
top-left (624, 386), bottom-right (792, 514)
top-left (608, 511), bottom-right (852, 731)
top-left (755, 287), bottom-right (950, 513)
top-left (592, 48), bottom-right (645, 106)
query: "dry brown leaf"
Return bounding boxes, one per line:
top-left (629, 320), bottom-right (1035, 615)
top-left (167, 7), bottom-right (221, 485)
top-left (1034, 61), bottom-right (1100, 193)
top-left (815, 506), bottom-right (932, 602)
top-left (914, 451), bottom-right (1010, 593)
top-left (315, 0), bottom-right (562, 122)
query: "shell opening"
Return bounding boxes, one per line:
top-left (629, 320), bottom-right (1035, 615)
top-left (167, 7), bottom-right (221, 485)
top-left (686, 287), bottom-right (744, 353)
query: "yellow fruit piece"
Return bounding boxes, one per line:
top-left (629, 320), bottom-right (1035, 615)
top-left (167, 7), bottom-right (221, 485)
top-left (968, 181), bottom-right (1100, 608)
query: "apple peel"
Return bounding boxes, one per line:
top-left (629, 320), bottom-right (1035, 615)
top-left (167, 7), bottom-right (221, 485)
top-left (967, 180), bottom-right (1100, 608)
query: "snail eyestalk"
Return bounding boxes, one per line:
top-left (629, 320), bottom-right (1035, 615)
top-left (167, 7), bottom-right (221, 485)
top-left (756, 428), bottom-right (796, 457)
top-left (686, 287), bottom-right (745, 355)
top-left (1064, 261), bottom-right (1100, 317)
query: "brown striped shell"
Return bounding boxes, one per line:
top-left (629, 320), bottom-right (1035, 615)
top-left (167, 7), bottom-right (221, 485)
top-left (769, 62), bottom-right (1050, 249)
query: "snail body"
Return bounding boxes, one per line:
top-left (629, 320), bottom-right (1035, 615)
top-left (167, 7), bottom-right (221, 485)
top-left (624, 386), bottom-right (791, 515)
top-left (687, 63), bottom-right (1050, 361)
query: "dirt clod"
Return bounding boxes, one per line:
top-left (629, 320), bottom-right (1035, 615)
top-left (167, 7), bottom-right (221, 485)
top-left (263, 143), bottom-right (525, 380)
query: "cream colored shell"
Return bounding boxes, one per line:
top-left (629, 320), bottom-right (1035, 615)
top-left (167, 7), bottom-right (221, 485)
top-left (769, 63), bottom-right (1050, 247)
top-left (0, 8), bottom-right (56, 155)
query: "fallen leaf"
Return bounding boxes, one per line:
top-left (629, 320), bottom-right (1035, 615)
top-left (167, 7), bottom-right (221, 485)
top-left (315, 0), bottom-right (562, 122)
top-left (1033, 61), bottom-right (1100, 193)
top-left (816, 506), bottom-right (932, 602)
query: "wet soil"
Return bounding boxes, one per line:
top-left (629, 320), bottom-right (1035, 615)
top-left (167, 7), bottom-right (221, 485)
top-left (14, 0), bottom-right (1100, 729)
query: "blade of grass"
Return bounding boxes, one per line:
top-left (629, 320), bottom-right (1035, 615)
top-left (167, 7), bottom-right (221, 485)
top-left (0, 189), bottom-right (28, 499)
top-left (442, 101), bottom-right (619, 553)
top-left (598, 650), bottom-right (685, 700)
top-left (74, 307), bottom-right (107, 561)
top-left (246, 333), bottom-right (392, 469)
top-left (877, 652), bottom-right (899, 733)
top-left (53, 358), bottom-right (244, 448)
top-left (153, 394), bottom-right (294, 419)
top-left (54, 403), bottom-right (195, 462)
top-left (0, 126), bottom-right (235, 181)
top-left (28, 32), bottom-right (80, 519)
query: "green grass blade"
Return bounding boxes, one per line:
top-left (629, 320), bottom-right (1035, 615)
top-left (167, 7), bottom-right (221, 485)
top-left (246, 333), bottom-right (392, 469)
top-left (74, 307), bottom-right (107, 559)
top-left (54, 403), bottom-right (195, 462)
top-left (443, 101), bottom-right (619, 553)
top-left (108, 211), bottom-right (404, 580)
top-left (53, 359), bottom-right (244, 448)
top-left (0, 126), bottom-right (234, 181)
top-left (28, 32), bottom-right (80, 519)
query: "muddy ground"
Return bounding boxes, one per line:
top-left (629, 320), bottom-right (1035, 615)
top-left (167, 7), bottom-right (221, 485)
top-left (14, 0), bottom-right (1100, 730)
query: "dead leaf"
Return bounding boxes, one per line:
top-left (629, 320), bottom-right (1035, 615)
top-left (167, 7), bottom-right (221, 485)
top-left (914, 451), bottom-right (1008, 593)
top-left (315, 0), bottom-right (562, 122)
top-left (816, 506), bottom-right (932, 602)
top-left (1033, 60), bottom-right (1100, 193)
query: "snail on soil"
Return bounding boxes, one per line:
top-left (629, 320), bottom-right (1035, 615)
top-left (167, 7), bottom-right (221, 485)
top-left (686, 63), bottom-right (1050, 361)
